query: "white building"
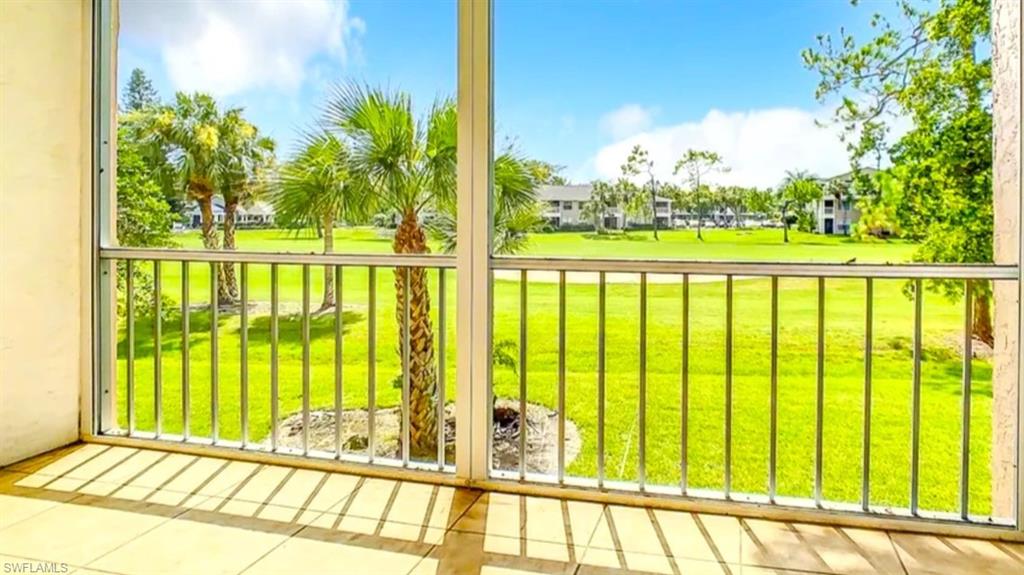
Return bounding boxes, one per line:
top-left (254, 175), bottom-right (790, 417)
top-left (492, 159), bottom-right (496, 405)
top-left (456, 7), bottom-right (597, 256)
top-left (812, 169), bottom-right (875, 235)
top-left (185, 197), bottom-right (276, 229)
top-left (538, 184), bottom-right (673, 229)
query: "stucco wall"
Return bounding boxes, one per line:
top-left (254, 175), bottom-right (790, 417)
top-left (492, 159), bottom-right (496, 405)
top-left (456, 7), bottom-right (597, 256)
top-left (992, 0), bottom-right (1021, 519)
top-left (0, 1), bottom-right (89, 465)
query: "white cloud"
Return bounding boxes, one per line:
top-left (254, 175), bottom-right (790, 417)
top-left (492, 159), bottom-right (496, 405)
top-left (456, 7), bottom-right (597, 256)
top-left (599, 104), bottom-right (656, 139)
top-left (593, 107), bottom-right (855, 188)
top-left (120, 0), bottom-right (365, 97)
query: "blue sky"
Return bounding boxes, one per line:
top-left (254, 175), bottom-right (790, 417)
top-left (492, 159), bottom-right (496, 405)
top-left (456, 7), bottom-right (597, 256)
top-left (118, 0), bottom-right (901, 187)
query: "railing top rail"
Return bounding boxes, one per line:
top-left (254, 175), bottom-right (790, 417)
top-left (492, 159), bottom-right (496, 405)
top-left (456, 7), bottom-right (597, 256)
top-left (492, 256), bottom-right (1020, 279)
top-left (100, 248), bottom-right (1020, 279)
top-left (100, 247), bottom-right (457, 268)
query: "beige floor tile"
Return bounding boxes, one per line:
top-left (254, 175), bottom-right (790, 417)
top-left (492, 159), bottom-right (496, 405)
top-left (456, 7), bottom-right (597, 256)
top-left (451, 491), bottom-right (520, 535)
top-left (789, 523), bottom-right (905, 574)
top-left (243, 532), bottom-right (428, 575)
top-left (652, 510), bottom-right (743, 565)
top-left (41, 448), bottom-right (141, 493)
top-left (216, 464), bottom-right (292, 517)
top-left (891, 532), bottom-right (1024, 575)
top-left (89, 514), bottom-right (292, 575)
top-left (425, 486), bottom-right (481, 530)
top-left (74, 449), bottom-right (170, 497)
top-left (0, 492), bottom-right (67, 530)
top-left (5, 444), bottom-right (110, 477)
top-left (0, 500), bottom-right (167, 565)
top-left (739, 518), bottom-right (833, 573)
top-left (95, 452), bottom-right (199, 501)
top-left (140, 455), bottom-right (245, 508)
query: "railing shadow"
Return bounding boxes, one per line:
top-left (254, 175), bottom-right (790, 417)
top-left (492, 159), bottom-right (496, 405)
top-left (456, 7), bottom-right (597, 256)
top-left (2, 443), bottom-right (1020, 575)
top-left (117, 309), bottom-right (365, 360)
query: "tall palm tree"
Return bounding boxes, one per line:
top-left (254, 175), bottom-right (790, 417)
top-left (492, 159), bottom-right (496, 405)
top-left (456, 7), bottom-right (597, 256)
top-left (218, 112), bottom-right (276, 300)
top-left (325, 85), bottom-right (455, 458)
top-left (325, 84), bottom-right (540, 458)
top-left (778, 169), bottom-right (822, 243)
top-left (274, 130), bottom-right (361, 310)
top-left (151, 93), bottom-right (222, 252)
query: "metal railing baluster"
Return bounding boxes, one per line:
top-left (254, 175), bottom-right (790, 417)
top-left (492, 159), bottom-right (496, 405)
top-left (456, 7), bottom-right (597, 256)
top-left (126, 260), bottom-right (135, 435)
top-left (815, 277), bottom-right (825, 506)
top-left (154, 260), bottom-right (162, 437)
top-left (639, 272), bottom-right (647, 490)
top-left (557, 270), bottom-right (567, 484)
top-left (911, 278), bottom-right (923, 515)
top-left (725, 275), bottom-right (733, 498)
top-left (681, 273), bottom-right (689, 495)
top-left (863, 278), bottom-right (873, 511)
top-left (270, 263), bottom-right (279, 451)
top-left (402, 267), bottom-right (411, 466)
top-left (302, 264), bottom-right (311, 456)
top-left (770, 276), bottom-right (778, 502)
top-left (437, 268), bottom-right (446, 469)
top-left (335, 265), bottom-right (344, 458)
top-left (519, 269), bottom-right (528, 480)
top-left (210, 262), bottom-right (219, 443)
top-left (240, 263), bottom-right (248, 447)
top-left (961, 280), bottom-right (973, 519)
top-left (181, 261), bottom-right (190, 440)
top-left (598, 271), bottom-right (606, 489)
top-left (368, 266), bottom-right (377, 462)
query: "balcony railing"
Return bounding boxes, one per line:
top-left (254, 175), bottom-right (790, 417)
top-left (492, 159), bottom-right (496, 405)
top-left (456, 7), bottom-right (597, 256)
top-left (102, 247), bottom-right (456, 474)
top-left (489, 256), bottom-right (1018, 529)
top-left (97, 247), bottom-right (1020, 532)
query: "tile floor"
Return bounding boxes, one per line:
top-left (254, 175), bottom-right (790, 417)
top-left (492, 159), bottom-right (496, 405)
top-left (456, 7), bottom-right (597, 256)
top-left (1, 443), bottom-right (1022, 574)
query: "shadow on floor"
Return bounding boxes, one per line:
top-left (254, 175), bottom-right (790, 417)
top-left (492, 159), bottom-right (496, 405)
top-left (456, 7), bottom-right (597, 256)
top-left (0, 443), bottom-right (1022, 574)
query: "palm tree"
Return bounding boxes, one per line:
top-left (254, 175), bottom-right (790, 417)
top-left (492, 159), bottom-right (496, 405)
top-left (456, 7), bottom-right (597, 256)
top-left (149, 93), bottom-right (265, 303)
top-left (274, 130), bottom-right (361, 310)
top-left (217, 112), bottom-right (276, 300)
top-left (778, 170), bottom-right (822, 243)
top-left (428, 153), bottom-right (542, 254)
top-left (151, 93), bottom-right (222, 252)
top-left (325, 84), bottom-right (540, 458)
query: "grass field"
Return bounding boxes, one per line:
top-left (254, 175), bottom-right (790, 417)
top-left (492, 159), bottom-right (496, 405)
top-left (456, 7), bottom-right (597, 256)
top-left (116, 228), bottom-right (998, 516)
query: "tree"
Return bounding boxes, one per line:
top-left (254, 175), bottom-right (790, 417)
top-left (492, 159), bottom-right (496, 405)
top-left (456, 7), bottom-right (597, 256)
top-left (122, 68), bottom-right (159, 112)
top-left (429, 153), bottom-right (542, 254)
top-left (718, 186), bottom-right (750, 228)
top-left (746, 188), bottom-right (778, 225)
top-left (778, 170), bottom-right (823, 243)
top-left (326, 84), bottom-right (539, 458)
top-left (579, 180), bottom-right (623, 233)
top-left (622, 146), bottom-right (661, 240)
top-left (274, 131), bottom-right (361, 310)
top-left (668, 183), bottom-right (717, 240)
top-left (149, 93), bottom-right (222, 254)
top-left (524, 160), bottom-right (568, 186)
top-left (673, 149), bottom-right (728, 240)
top-left (116, 123), bottom-right (178, 318)
top-left (218, 112), bottom-right (276, 300)
top-left (803, 0), bottom-right (993, 342)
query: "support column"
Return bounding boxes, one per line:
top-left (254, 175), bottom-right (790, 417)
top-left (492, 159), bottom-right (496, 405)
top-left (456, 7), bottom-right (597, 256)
top-left (992, 0), bottom-right (1021, 522)
top-left (455, 0), bottom-right (493, 482)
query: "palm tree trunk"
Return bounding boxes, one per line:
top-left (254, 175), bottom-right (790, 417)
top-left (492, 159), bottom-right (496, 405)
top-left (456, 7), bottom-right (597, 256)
top-left (320, 213), bottom-right (336, 311)
top-left (393, 209), bottom-right (437, 459)
top-left (220, 200), bottom-right (239, 304)
top-left (197, 194), bottom-right (219, 250)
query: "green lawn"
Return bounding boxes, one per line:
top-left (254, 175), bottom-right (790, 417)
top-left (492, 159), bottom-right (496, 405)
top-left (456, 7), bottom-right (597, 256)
top-left (116, 228), bottom-right (994, 515)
